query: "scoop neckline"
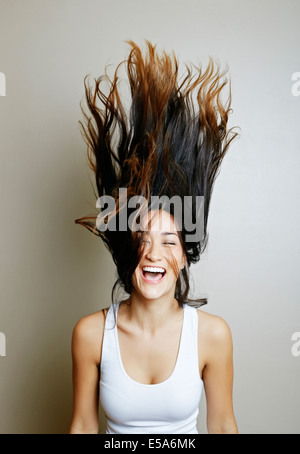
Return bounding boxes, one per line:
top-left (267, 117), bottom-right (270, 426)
top-left (113, 301), bottom-right (186, 388)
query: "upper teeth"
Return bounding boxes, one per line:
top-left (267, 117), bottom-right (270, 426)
top-left (143, 266), bottom-right (165, 273)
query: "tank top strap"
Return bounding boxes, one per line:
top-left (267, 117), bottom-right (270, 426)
top-left (182, 303), bottom-right (199, 350)
top-left (101, 302), bottom-right (121, 367)
top-left (105, 302), bottom-right (120, 328)
top-left (177, 304), bottom-right (199, 375)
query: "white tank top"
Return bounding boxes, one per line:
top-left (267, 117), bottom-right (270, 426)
top-left (100, 302), bottom-right (203, 434)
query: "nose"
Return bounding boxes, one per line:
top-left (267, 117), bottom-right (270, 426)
top-left (144, 239), bottom-right (163, 262)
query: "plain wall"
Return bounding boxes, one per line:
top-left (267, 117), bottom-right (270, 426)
top-left (0, 0), bottom-right (299, 434)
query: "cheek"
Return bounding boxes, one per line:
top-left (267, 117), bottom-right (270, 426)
top-left (132, 268), bottom-right (139, 285)
top-left (170, 248), bottom-right (185, 269)
top-left (179, 252), bottom-right (186, 269)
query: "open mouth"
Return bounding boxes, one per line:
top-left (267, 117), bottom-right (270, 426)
top-left (141, 266), bottom-right (166, 284)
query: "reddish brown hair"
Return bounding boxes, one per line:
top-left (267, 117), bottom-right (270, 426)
top-left (75, 40), bottom-right (239, 307)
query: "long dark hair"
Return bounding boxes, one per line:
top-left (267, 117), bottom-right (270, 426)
top-left (75, 40), bottom-right (239, 308)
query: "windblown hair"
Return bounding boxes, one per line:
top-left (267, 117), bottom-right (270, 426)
top-left (75, 40), bottom-right (239, 308)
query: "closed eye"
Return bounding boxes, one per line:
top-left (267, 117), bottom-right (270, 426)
top-left (142, 240), bottom-right (175, 245)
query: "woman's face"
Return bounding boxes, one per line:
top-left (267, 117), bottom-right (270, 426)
top-left (131, 209), bottom-right (186, 301)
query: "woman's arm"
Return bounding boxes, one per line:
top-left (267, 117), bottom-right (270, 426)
top-left (201, 314), bottom-right (238, 434)
top-left (69, 312), bottom-right (105, 434)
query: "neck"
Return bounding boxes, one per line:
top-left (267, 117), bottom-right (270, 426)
top-left (123, 290), bottom-right (182, 333)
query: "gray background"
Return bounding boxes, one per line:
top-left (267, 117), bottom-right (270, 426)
top-left (0, 0), bottom-right (299, 434)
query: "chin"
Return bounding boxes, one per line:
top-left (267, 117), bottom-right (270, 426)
top-left (132, 278), bottom-right (173, 301)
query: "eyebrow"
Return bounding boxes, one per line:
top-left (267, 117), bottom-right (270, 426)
top-left (137, 230), bottom-right (178, 237)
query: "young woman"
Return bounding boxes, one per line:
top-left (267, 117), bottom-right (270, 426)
top-left (70, 41), bottom-right (239, 434)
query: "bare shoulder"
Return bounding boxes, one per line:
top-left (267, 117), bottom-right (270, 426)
top-left (72, 309), bottom-right (107, 341)
top-left (196, 309), bottom-right (233, 351)
top-left (71, 307), bottom-right (110, 365)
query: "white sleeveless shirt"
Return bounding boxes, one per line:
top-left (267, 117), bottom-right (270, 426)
top-left (100, 302), bottom-right (203, 434)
